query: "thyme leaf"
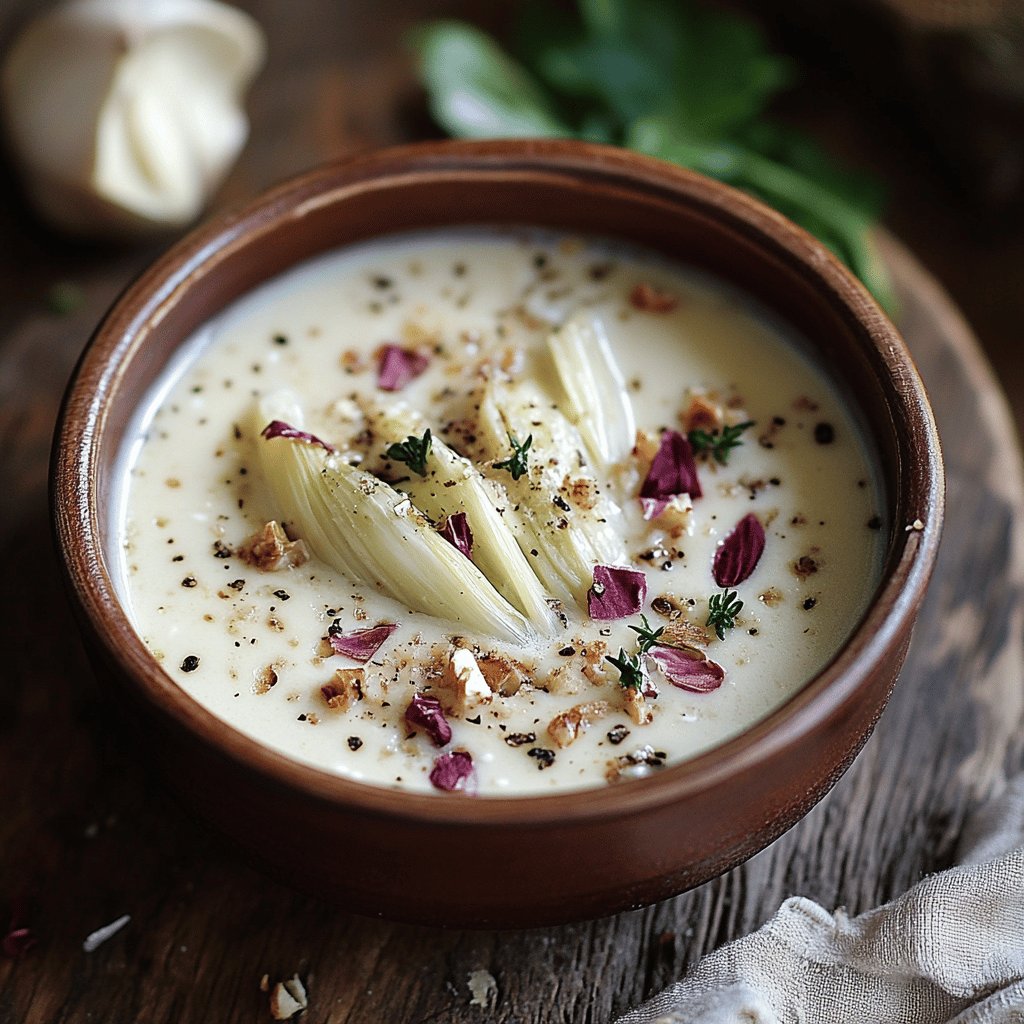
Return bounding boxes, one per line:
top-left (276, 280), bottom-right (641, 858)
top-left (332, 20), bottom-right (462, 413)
top-left (706, 588), bottom-right (743, 641)
top-left (385, 428), bottom-right (432, 477)
top-left (605, 647), bottom-right (647, 690)
top-left (493, 431), bottom-right (533, 481)
top-left (627, 613), bottom-right (665, 654)
top-left (688, 420), bottom-right (755, 466)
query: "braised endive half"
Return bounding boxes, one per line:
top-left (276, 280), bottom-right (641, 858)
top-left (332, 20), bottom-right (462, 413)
top-left (366, 403), bottom-right (559, 632)
top-left (477, 379), bottom-right (626, 608)
top-left (546, 311), bottom-right (635, 473)
top-left (254, 393), bottom-right (534, 645)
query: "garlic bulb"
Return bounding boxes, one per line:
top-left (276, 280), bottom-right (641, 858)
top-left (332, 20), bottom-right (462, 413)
top-left (1, 0), bottom-right (265, 237)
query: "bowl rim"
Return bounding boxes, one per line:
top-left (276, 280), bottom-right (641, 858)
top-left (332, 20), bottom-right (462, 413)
top-left (52, 138), bottom-right (944, 826)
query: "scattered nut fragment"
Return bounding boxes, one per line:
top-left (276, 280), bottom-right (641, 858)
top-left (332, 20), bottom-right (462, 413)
top-left (681, 393), bottom-right (722, 433)
top-left (548, 700), bottom-right (610, 748)
top-left (320, 668), bottom-right (365, 712)
top-left (623, 687), bottom-right (654, 726)
top-left (437, 646), bottom-right (492, 716)
top-left (477, 653), bottom-right (531, 697)
top-left (650, 494), bottom-right (692, 538)
top-left (237, 521), bottom-right (309, 571)
top-left (632, 429), bottom-right (660, 479)
top-left (606, 745), bottom-right (668, 783)
top-left (269, 974), bottom-right (307, 1020)
top-left (661, 620), bottom-right (710, 648)
top-left (254, 665), bottom-right (278, 695)
top-left (759, 587), bottom-right (784, 607)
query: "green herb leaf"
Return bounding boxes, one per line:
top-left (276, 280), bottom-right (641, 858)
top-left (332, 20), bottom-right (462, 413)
top-left (627, 613), bottom-right (665, 654)
top-left (706, 587), bottom-right (743, 641)
top-left (493, 431), bottom-right (533, 481)
top-left (385, 428), bottom-right (432, 477)
top-left (688, 420), bottom-right (755, 466)
top-left (413, 1), bottom-right (895, 312)
top-left (605, 646), bottom-right (647, 689)
top-left (410, 21), bottom-right (568, 139)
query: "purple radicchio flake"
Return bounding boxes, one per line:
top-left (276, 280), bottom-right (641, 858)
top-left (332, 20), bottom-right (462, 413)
top-left (429, 749), bottom-right (474, 792)
top-left (588, 564), bottom-right (648, 621)
top-left (713, 512), bottom-right (766, 587)
top-left (639, 430), bottom-right (702, 520)
top-left (650, 646), bottom-right (725, 694)
top-left (377, 344), bottom-right (430, 392)
top-left (437, 512), bottom-right (473, 559)
top-left (405, 693), bottom-right (452, 747)
top-left (260, 420), bottom-right (336, 453)
top-left (328, 622), bottom-right (398, 662)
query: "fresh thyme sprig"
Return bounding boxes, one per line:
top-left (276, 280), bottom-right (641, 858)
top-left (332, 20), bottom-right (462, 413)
top-left (706, 588), bottom-right (744, 641)
top-left (385, 428), bottom-right (432, 477)
top-left (605, 647), bottom-right (647, 690)
top-left (688, 421), bottom-right (755, 466)
top-left (493, 431), bottom-right (532, 481)
top-left (628, 613), bottom-right (665, 655)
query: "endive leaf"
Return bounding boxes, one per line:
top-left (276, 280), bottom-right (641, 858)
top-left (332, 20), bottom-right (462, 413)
top-left (477, 379), bottom-right (626, 608)
top-left (254, 394), bottom-right (533, 645)
top-left (547, 310), bottom-right (635, 472)
top-left (368, 404), bottom-right (559, 633)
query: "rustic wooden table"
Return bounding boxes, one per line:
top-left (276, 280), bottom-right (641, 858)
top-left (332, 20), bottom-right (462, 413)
top-left (1, 3), bottom-right (1022, 1022)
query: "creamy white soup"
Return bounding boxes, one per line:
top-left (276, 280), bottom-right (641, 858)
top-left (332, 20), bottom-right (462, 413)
top-left (115, 228), bottom-right (884, 796)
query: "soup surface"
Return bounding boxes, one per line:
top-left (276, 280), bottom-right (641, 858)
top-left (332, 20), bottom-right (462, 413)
top-left (116, 228), bottom-right (884, 795)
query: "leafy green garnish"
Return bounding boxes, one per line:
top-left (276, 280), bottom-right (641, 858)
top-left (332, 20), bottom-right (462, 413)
top-left (385, 428), bottom-right (432, 477)
top-left (411, 1), bottom-right (894, 312)
top-left (605, 646), bottom-right (647, 690)
top-left (627, 613), bottom-right (664, 654)
top-left (493, 431), bottom-right (533, 481)
top-left (688, 420), bottom-right (755, 466)
top-left (706, 587), bottom-right (743, 641)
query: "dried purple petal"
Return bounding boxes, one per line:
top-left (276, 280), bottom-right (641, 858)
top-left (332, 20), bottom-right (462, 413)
top-left (650, 647), bottom-right (725, 694)
top-left (438, 512), bottom-right (473, 559)
top-left (260, 420), bottom-right (336, 453)
top-left (377, 344), bottom-right (430, 392)
top-left (639, 430), bottom-right (701, 520)
top-left (713, 513), bottom-right (766, 587)
top-left (328, 623), bottom-right (398, 662)
top-left (405, 693), bottom-right (452, 747)
top-left (429, 749), bottom-right (474, 792)
top-left (588, 564), bottom-right (647, 621)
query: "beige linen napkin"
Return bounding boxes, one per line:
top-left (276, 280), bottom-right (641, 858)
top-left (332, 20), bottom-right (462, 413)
top-left (615, 776), bottom-right (1024, 1024)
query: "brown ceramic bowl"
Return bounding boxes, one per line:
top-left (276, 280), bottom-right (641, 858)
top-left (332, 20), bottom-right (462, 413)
top-left (52, 140), bottom-right (943, 928)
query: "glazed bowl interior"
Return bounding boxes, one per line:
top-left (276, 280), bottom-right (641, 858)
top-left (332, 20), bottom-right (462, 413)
top-left (53, 140), bottom-right (943, 926)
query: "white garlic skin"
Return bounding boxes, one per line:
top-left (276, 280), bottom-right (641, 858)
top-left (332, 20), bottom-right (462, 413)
top-left (1, 0), bottom-right (265, 238)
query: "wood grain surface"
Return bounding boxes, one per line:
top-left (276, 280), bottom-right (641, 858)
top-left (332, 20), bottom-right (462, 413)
top-left (1, 2), bottom-right (1022, 1021)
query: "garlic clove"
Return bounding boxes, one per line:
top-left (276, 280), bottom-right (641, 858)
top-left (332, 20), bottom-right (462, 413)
top-left (1, 0), bottom-right (265, 238)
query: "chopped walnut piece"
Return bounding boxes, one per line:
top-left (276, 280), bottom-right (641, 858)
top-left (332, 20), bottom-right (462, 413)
top-left (661, 620), bottom-right (711, 648)
top-left (623, 687), bottom-right (654, 725)
top-left (548, 700), bottom-right (610, 748)
top-left (237, 521), bottom-right (309, 572)
top-left (254, 665), bottom-right (278, 695)
top-left (320, 668), bottom-right (365, 712)
top-left (477, 654), bottom-right (531, 697)
top-left (437, 647), bottom-right (493, 716)
top-left (633, 429), bottom-right (660, 480)
top-left (682, 393), bottom-right (722, 433)
top-left (269, 975), bottom-right (308, 1020)
top-left (759, 587), bottom-right (784, 607)
top-left (629, 282), bottom-right (679, 313)
top-left (650, 594), bottom-right (692, 620)
top-left (650, 494), bottom-right (692, 538)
